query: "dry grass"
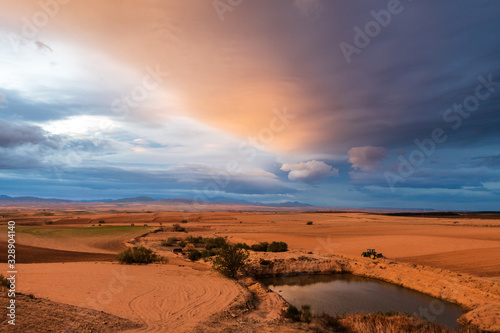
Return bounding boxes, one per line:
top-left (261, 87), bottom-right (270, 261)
top-left (318, 313), bottom-right (482, 333)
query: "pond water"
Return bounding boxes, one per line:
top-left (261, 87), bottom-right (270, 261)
top-left (260, 274), bottom-right (465, 329)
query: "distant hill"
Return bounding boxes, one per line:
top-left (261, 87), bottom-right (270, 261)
top-left (0, 194), bottom-right (314, 208)
top-left (112, 196), bottom-right (156, 203)
top-left (0, 195), bottom-right (72, 203)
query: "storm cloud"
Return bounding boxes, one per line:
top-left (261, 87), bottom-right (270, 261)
top-left (0, 1), bottom-right (499, 208)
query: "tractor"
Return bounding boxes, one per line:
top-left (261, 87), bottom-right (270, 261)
top-left (361, 248), bottom-right (383, 259)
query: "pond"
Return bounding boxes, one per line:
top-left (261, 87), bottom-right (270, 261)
top-left (260, 273), bottom-right (465, 329)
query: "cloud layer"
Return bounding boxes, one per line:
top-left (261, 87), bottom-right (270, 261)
top-left (0, 1), bottom-right (499, 209)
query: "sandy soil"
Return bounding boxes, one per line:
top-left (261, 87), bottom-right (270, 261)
top-left (0, 241), bottom-right (115, 263)
top-left (0, 292), bottom-right (141, 332)
top-left (0, 225), bottom-right (153, 254)
top-left (1, 210), bottom-right (500, 331)
top-left (10, 262), bottom-right (241, 332)
top-left (139, 211), bottom-right (500, 277)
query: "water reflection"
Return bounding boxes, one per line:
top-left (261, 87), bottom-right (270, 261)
top-left (260, 273), bottom-right (464, 329)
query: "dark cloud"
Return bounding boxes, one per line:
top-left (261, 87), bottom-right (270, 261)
top-left (470, 155), bottom-right (500, 168)
top-left (258, 0), bottom-right (500, 153)
top-left (348, 146), bottom-right (387, 172)
top-left (0, 118), bottom-right (59, 148)
top-left (0, 118), bottom-right (114, 169)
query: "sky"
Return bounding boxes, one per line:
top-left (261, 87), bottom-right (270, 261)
top-left (0, 0), bottom-right (499, 210)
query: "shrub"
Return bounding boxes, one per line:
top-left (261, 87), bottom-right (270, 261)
top-left (172, 223), bottom-right (186, 232)
top-left (99, 220), bottom-right (105, 224)
top-left (184, 243), bottom-right (196, 251)
top-left (250, 242), bottom-right (268, 252)
top-left (211, 244), bottom-right (249, 278)
top-left (117, 246), bottom-right (159, 264)
top-left (285, 304), bottom-right (311, 324)
top-left (301, 305), bottom-right (312, 323)
top-left (143, 224), bottom-right (148, 227)
top-left (234, 242), bottom-right (250, 250)
top-left (203, 237), bottom-right (227, 250)
top-left (201, 249), bottom-right (217, 259)
top-left (186, 236), bottom-right (203, 244)
top-left (188, 250), bottom-right (202, 261)
top-left (317, 314), bottom-right (345, 331)
top-left (306, 221), bottom-right (313, 225)
top-left (286, 305), bottom-right (301, 321)
top-left (162, 237), bottom-right (178, 246)
top-left (178, 240), bottom-right (187, 247)
top-left (131, 223), bottom-right (135, 226)
top-left (268, 241), bottom-right (288, 252)
top-left (0, 274), bottom-right (10, 289)
top-left (181, 219), bottom-right (188, 223)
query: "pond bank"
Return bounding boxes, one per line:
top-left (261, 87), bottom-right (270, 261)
top-left (242, 252), bottom-right (500, 331)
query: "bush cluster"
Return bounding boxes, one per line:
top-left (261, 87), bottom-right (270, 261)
top-left (161, 237), bottom-right (178, 246)
top-left (268, 241), bottom-right (288, 252)
top-left (250, 241), bottom-right (288, 252)
top-left (234, 242), bottom-right (250, 250)
top-left (186, 236), bottom-right (203, 244)
top-left (172, 223), bottom-right (186, 232)
top-left (117, 246), bottom-right (160, 264)
top-left (188, 250), bottom-right (202, 261)
top-left (251, 242), bottom-right (268, 252)
top-left (201, 249), bottom-right (217, 259)
top-left (203, 237), bottom-right (227, 250)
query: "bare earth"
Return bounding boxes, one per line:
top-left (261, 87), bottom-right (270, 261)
top-left (1, 210), bottom-right (500, 332)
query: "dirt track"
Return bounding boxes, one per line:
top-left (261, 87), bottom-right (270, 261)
top-left (13, 262), bottom-right (241, 333)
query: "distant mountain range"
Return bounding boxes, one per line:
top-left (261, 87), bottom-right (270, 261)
top-left (0, 195), bottom-right (73, 203)
top-left (0, 195), bottom-right (314, 208)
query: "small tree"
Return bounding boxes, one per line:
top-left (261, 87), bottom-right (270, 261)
top-left (212, 244), bottom-right (249, 278)
top-left (306, 221), bottom-right (313, 225)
